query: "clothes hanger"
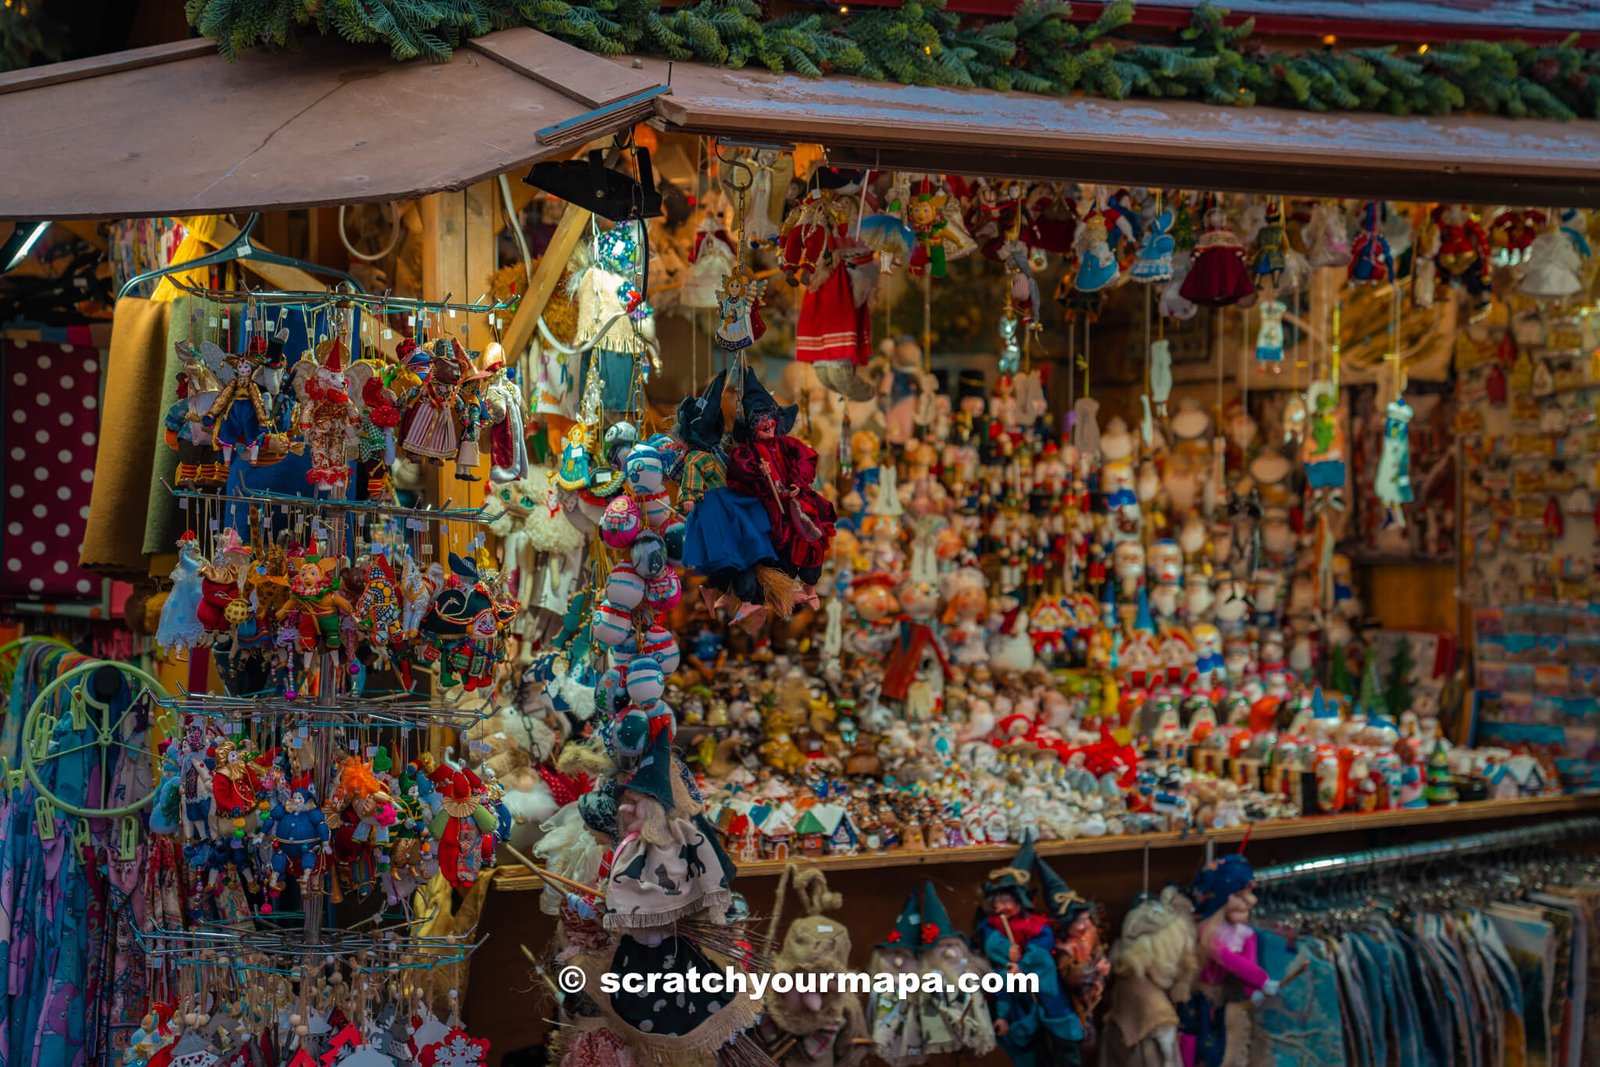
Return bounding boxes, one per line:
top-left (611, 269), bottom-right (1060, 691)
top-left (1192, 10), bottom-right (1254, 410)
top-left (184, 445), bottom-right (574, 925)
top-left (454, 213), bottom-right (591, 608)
top-left (118, 213), bottom-right (364, 300)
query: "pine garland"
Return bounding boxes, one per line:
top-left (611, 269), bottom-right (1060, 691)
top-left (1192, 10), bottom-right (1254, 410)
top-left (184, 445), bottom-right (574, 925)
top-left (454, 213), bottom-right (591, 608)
top-left (172, 0), bottom-right (1600, 122)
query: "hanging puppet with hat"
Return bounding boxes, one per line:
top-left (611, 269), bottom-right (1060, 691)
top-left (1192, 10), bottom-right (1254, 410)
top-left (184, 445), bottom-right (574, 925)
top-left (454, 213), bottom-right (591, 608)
top-left (918, 880), bottom-right (997, 1059)
top-left (726, 367), bottom-right (837, 597)
top-left (676, 368), bottom-right (798, 631)
top-left (980, 841), bottom-right (1085, 1066)
top-left (292, 334), bottom-right (359, 491)
top-left (870, 892), bottom-right (928, 1066)
top-left (1177, 853), bottom-right (1280, 1067)
top-left (1036, 859), bottom-right (1110, 1043)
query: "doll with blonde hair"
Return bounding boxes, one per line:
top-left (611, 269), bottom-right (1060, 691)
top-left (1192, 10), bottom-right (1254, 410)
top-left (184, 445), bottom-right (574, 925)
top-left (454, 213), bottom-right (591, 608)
top-left (1100, 886), bottom-right (1198, 1067)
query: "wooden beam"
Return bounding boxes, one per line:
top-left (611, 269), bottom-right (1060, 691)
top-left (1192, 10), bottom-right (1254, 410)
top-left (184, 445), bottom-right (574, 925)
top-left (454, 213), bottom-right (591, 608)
top-left (500, 203), bottom-right (591, 367)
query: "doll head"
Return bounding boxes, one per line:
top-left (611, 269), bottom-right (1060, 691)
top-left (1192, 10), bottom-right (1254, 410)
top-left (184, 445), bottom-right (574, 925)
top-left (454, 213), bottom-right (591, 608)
top-left (1193, 853), bottom-right (1257, 931)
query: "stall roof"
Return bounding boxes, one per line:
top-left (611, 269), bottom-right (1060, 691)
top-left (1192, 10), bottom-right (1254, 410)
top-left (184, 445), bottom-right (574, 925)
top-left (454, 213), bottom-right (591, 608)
top-left (647, 59), bottom-right (1600, 207)
top-left (0, 29), bottom-right (664, 221)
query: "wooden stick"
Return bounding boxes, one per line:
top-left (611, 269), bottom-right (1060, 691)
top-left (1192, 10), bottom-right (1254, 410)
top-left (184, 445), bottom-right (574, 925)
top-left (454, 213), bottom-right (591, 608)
top-left (502, 843), bottom-right (602, 897)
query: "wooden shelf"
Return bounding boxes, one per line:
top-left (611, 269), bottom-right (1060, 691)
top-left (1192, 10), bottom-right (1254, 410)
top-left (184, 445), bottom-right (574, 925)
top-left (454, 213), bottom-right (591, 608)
top-left (490, 794), bottom-right (1600, 892)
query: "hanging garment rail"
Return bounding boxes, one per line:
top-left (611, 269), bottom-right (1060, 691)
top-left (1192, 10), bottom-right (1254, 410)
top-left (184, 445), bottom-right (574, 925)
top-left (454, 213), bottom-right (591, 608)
top-left (166, 277), bottom-right (516, 316)
top-left (1254, 815), bottom-right (1600, 886)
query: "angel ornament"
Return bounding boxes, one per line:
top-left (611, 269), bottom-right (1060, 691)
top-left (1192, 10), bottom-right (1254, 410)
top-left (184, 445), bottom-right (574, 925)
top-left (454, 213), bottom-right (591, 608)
top-left (715, 260), bottom-right (769, 352)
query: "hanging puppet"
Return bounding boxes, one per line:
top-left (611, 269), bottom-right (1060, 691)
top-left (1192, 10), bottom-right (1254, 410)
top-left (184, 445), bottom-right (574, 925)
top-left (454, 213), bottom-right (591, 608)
top-left (980, 842), bottom-right (1083, 1067)
top-left (1180, 198), bottom-right (1254, 308)
top-left (1178, 854), bottom-right (1280, 1067)
top-left (1374, 396), bottom-right (1414, 528)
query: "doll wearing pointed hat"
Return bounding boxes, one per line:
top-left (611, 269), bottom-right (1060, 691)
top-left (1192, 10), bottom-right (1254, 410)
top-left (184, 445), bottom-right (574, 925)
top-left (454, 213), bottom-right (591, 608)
top-left (1037, 859), bottom-right (1110, 1042)
top-left (869, 892), bottom-right (928, 1067)
top-left (676, 369), bottom-right (796, 631)
top-left (979, 841), bottom-right (1084, 1067)
top-left (917, 881), bottom-right (997, 1058)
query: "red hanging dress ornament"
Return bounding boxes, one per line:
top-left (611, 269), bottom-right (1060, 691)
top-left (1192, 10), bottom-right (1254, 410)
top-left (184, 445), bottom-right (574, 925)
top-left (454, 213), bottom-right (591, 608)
top-left (1180, 196), bottom-right (1255, 307)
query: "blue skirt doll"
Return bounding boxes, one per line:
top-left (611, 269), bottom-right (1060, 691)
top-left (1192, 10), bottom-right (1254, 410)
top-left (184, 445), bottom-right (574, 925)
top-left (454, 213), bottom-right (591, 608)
top-left (676, 370), bottom-right (779, 606)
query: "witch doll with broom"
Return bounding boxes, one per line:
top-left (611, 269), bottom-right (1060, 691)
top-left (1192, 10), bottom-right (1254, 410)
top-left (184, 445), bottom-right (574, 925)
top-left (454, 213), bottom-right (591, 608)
top-left (979, 841), bottom-right (1085, 1066)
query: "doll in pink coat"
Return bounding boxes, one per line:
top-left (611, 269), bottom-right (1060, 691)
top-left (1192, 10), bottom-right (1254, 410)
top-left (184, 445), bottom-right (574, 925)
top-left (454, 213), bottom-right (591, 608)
top-left (1178, 854), bottom-right (1280, 1067)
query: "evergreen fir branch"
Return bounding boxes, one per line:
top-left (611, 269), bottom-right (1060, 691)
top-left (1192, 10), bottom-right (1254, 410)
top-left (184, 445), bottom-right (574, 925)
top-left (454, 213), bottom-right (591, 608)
top-left (183, 0), bottom-right (1600, 123)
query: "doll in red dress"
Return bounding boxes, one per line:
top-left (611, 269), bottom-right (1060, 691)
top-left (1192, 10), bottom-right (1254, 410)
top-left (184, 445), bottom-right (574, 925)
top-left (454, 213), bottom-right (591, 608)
top-left (781, 170), bottom-right (873, 370)
top-left (726, 368), bottom-right (837, 591)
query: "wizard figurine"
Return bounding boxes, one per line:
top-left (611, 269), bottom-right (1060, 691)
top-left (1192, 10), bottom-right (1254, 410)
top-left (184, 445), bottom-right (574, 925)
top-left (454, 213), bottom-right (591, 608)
top-left (980, 841), bottom-right (1085, 1066)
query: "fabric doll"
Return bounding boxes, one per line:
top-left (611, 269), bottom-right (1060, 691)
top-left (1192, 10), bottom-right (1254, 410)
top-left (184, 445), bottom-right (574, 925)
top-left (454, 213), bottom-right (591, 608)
top-left (1101, 887), bottom-right (1199, 1067)
top-left (1178, 854), bottom-right (1278, 1067)
top-left (727, 367), bottom-right (837, 591)
top-left (397, 339), bottom-right (473, 469)
top-left (1132, 210), bottom-right (1176, 284)
top-left (157, 534), bottom-right (208, 654)
top-left (782, 174), bottom-right (873, 366)
top-left (263, 773), bottom-right (330, 904)
top-left (683, 214), bottom-right (738, 309)
top-left (1248, 201), bottom-right (1286, 285)
top-left (604, 728), bottom-right (729, 931)
top-left (1074, 210), bottom-right (1121, 292)
top-left (1304, 202), bottom-right (1351, 268)
top-left (1347, 202), bottom-right (1394, 285)
top-left (980, 841), bottom-right (1083, 1067)
top-left (1253, 301), bottom-right (1285, 373)
top-left (1374, 397), bottom-right (1414, 528)
top-left (1301, 381), bottom-right (1346, 512)
top-left (1037, 860), bottom-right (1109, 1041)
top-left (295, 337), bottom-right (358, 490)
top-left (676, 369), bottom-right (791, 628)
top-left (758, 866), bottom-right (870, 1067)
top-left (476, 348), bottom-right (529, 484)
top-left (1180, 202), bottom-right (1253, 308)
top-left (870, 894), bottom-right (928, 1066)
top-left (918, 881), bottom-right (997, 1058)
top-left (164, 343), bottom-right (225, 487)
top-left (196, 529), bottom-right (253, 640)
top-left (572, 220), bottom-right (656, 418)
top-left (427, 759), bottom-right (499, 889)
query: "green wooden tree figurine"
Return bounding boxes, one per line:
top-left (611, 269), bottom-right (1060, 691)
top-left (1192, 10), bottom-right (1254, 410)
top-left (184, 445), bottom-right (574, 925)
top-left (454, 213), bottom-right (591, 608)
top-left (1357, 647), bottom-right (1387, 720)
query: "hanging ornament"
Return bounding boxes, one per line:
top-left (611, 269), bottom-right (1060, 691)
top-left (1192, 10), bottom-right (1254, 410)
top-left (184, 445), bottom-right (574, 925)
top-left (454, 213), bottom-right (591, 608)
top-left (1179, 196), bottom-right (1253, 307)
top-left (1374, 397), bottom-right (1414, 528)
top-left (1248, 200), bottom-right (1287, 286)
top-left (1520, 223), bottom-right (1585, 298)
top-left (1348, 202), bottom-right (1395, 285)
top-left (1074, 208), bottom-right (1122, 292)
top-left (1131, 208), bottom-right (1175, 283)
top-left (1255, 299), bottom-right (1286, 373)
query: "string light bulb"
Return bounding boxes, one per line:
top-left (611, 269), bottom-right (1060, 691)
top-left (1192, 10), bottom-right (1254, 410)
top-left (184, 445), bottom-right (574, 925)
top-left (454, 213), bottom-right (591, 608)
top-left (1418, 43), bottom-right (1430, 54)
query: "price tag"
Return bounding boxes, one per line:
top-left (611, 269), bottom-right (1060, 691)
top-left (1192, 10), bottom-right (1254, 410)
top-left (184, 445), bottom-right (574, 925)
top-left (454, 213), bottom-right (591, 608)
top-left (383, 328), bottom-right (393, 340)
top-left (208, 316), bottom-right (219, 329)
top-left (366, 745), bottom-right (378, 758)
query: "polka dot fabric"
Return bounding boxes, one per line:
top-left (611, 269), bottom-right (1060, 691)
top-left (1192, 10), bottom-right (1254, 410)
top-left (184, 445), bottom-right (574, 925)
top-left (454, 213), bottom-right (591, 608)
top-left (2, 339), bottom-right (103, 600)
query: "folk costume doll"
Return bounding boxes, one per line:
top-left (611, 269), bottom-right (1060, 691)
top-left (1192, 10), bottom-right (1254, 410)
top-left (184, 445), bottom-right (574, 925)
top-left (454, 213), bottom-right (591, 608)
top-left (1101, 887), bottom-right (1199, 1067)
top-left (398, 339), bottom-right (478, 478)
top-left (1374, 397), bottom-right (1414, 528)
top-left (758, 866), bottom-right (870, 1067)
top-left (980, 842), bottom-right (1084, 1067)
top-left (206, 325), bottom-right (290, 464)
top-left (918, 881), bottom-right (997, 1058)
top-left (677, 370), bottom-right (786, 628)
top-left (903, 180), bottom-right (977, 279)
top-left (1347, 202), bottom-right (1394, 285)
top-left (1253, 301), bottom-right (1285, 373)
top-left (1248, 202), bottom-right (1286, 286)
top-left (727, 368), bottom-right (837, 591)
top-left (195, 528), bottom-right (253, 640)
top-left (1180, 201), bottom-right (1253, 308)
top-left (782, 170), bottom-right (873, 369)
top-left (1301, 381), bottom-right (1347, 512)
top-left (1177, 854), bottom-right (1278, 1067)
top-left (477, 347), bottom-right (529, 484)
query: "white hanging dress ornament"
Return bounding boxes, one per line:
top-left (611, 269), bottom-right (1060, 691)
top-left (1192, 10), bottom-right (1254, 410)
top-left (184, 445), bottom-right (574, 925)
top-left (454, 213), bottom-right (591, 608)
top-left (822, 596), bottom-right (844, 668)
top-left (1375, 397), bottom-right (1414, 528)
top-left (1520, 226), bottom-right (1585, 299)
